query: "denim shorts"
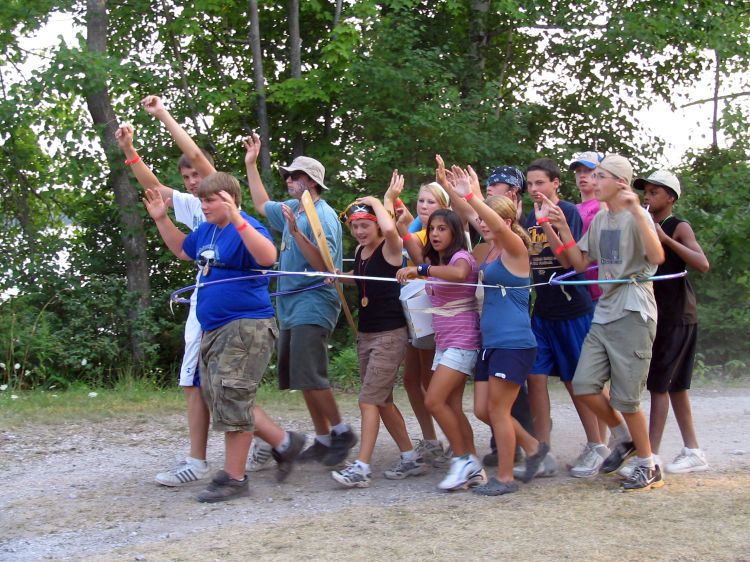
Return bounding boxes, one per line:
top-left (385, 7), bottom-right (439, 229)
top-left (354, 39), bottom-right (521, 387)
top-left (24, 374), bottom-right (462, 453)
top-left (432, 347), bottom-right (479, 377)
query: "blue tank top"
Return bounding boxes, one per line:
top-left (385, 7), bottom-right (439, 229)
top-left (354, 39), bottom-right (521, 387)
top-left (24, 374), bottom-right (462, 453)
top-left (480, 255), bottom-right (537, 349)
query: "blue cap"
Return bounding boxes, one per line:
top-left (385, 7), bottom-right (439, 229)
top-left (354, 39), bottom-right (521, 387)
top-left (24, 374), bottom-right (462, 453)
top-left (568, 151), bottom-right (604, 171)
top-left (487, 166), bottom-right (526, 193)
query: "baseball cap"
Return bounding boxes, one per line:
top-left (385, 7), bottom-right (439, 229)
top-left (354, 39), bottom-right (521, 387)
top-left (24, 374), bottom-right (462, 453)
top-left (487, 166), bottom-right (526, 193)
top-left (279, 156), bottom-right (328, 190)
top-left (597, 154), bottom-right (633, 186)
top-left (568, 151), bottom-right (603, 171)
top-left (634, 170), bottom-right (681, 199)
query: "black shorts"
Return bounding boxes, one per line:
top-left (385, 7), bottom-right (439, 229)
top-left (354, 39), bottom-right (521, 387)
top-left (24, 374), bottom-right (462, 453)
top-left (646, 323), bottom-right (697, 393)
top-left (277, 324), bottom-right (331, 391)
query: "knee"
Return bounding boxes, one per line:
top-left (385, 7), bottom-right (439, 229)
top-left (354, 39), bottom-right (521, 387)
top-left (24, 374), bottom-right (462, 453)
top-left (474, 407), bottom-right (489, 425)
top-left (424, 394), bottom-right (441, 415)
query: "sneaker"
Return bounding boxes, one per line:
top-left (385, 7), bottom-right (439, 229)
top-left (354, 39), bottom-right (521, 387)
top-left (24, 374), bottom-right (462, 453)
top-left (323, 428), bottom-right (358, 467)
top-left (570, 443), bottom-right (610, 478)
top-left (155, 458), bottom-right (210, 487)
top-left (621, 463), bottom-right (665, 492)
top-left (196, 470), bottom-right (249, 503)
top-left (271, 431), bottom-right (307, 482)
top-left (247, 438), bottom-right (274, 472)
top-left (331, 462), bottom-right (372, 488)
top-left (432, 446), bottom-right (453, 469)
top-left (665, 447), bottom-right (709, 474)
top-left (512, 451), bottom-right (557, 479)
top-left (297, 439), bottom-right (330, 463)
top-left (519, 442), bottom-right (550, 483)
top-left (437, 455), bottom-right (483, 491)
top-left (618, 454), bottom-right (662, 479)
top-left (415, 440), bottom-right (445, 463)
top-left (482, 450), bottom-right (498, 467)
top-left (601, 440), bottom-right (636, 474)
top-left (383, 456), bottom-right (428, 480)
top-left (472, 477), bottom-right (519, 496)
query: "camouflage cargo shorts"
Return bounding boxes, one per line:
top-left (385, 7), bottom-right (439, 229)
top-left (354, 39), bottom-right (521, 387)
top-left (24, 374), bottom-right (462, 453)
top-left (200, 317), bottom-right (278, 432)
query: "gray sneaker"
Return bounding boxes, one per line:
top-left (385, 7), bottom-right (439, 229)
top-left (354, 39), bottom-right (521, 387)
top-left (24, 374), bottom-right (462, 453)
top-left (472, 477), bottom-right (519, 496)
top-left (271, 431), bottom-right (307, 482)
top-left (331, 462), bottom-right (372, 488)
top-left (513, 451), bottom-right (557, 479)
top-left (519, 442), bottom-right (550, 483)
top-left (432, 446), bottom-right (453, 468)
top-left (570, 443), bottom-right (609, 478)
top-left (384, 456), bottom-right (428, 480)
top-left (196, 470), bottom-right (249, 503)
top-left (414, 440), bottom-right (445, 463)
top-left (247, 438), bottom-right (273, 472)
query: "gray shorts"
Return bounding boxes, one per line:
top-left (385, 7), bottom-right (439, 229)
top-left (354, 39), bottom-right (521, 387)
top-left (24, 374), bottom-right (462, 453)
top-left (572, 312), bottom-right (657, 413)
top-left (200, 317), bottom-right (278, 432)
top-left (277, 324), bottom-right (332, 391)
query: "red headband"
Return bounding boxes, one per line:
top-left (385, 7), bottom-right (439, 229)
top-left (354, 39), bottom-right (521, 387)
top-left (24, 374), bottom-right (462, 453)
top-left (348, 212), bottom-right (378, 223)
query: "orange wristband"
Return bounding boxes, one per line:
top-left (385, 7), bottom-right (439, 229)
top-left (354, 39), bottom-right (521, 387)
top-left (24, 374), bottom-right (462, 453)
top-left (124, 155), bottom-right (141, 166)
top-left (402, 233), bottom-right (413, 242)
top-left (554, 240), bottom-right (576, 255)
top-left (236, 221), bottom-right (249, 232)
top-left (464, 192), bottom-right (475, 202)
top-left (537, 217), bottom-right (550, 225)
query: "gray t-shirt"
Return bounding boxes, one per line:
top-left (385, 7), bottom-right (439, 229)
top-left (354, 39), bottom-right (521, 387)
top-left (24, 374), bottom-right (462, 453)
top-left (578, 207), bottom-right (657, 324)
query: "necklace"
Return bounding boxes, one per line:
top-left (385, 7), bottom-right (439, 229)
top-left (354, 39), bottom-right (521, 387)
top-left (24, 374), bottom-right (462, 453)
top-left (357, 246), bottom-right (375, 307)
top-left (202, 224), bottom-right (225, 277)
top-left (659, 214), bottom-right (673, 227)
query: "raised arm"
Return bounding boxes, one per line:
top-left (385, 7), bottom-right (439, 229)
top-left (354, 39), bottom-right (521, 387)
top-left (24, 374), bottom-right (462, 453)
top-left (115, 125), bottom-right (176, 205)
top-left (619, 190), bottom-right (664, 265)
top-left (142, 188), bottom-right (190, 260)
top-left (218, 191), bottom-right (277, 267)
top-left (548, 198), bottom-right (594, 273)
top-left (141, 95), bottom-right (216, 179)
top-left (358, 191), bottom-right (403, 265)
top-left (281, 204), bottom-right (327, 271)
top-left (657, 221), bottom-right (709, 272)
top-left (243, 134), bottom-right (271, 216)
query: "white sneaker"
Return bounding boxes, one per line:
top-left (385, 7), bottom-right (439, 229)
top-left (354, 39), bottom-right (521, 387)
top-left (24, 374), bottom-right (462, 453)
top-left (155, 457), bottom-right (210, 487)
top-left (618, 454), bottom-right (662, 479)
top-left (438, 455), bottom-right (484, 490)
top-left (570, 443), bottom-right (609, 478)
top-left (665, 448), bottom-right (709, 474)
top-left (331, 462), bottom-right (372, 488)
top-left (247, 438), bottom-right (274, 472)
top-left (513, 452), bottom-right (558, 479)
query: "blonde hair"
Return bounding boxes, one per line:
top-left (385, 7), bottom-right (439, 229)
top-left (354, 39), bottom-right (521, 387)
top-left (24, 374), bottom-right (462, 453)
top-left (484, 195), bottom-right (530, 249)
top-left (197, 172), bottom-right (241, 206)
top-left (419, 182), bottom-right (450, 208)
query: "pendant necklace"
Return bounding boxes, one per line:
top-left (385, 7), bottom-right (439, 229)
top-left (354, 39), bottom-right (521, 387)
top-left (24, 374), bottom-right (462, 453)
top-left (202, 224), bottom-right (225, 277)
top-left (358, 248), bottom-right (372, 308)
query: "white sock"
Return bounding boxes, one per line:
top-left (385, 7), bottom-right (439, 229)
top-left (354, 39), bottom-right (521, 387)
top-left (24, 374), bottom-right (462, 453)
top-left (187, 456), bottom-right (207, 467)
top-left (636, 455), bottom-right (655, 468)
top-left (274, 432), bottom-right (291, 453)
top-left (332, 422), bottom-right (350, 435)
top-left (401, 449), bottom-right (418, 461)
top-left (316, 434), bottom-right (332, 446)
top-left (354, 460), bottom-right (370, 472)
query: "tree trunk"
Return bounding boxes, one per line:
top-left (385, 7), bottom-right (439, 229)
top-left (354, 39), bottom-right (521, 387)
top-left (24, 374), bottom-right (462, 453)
top-left (464, 0), bottom-right (489, 97)
top-left (248, 0), bottom-right (272, 178)
top-left (85, 0), bottom-right (151, 368)
top-left (289, 0), bottom-right (305, 157)
top-left (712, 49), bottom-right (720, 150)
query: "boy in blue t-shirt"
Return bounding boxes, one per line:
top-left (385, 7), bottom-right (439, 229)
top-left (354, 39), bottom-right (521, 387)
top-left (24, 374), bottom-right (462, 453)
top-left (144, 172), bottom-right (306, 502)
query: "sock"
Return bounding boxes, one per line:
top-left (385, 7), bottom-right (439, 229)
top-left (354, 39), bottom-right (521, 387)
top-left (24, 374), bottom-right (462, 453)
top-left (611, 424), bottom-right (631, 443)
top-left (354, 460), bottom-right (370, 472)
top-left (187, 456), bottom-right (207, 467)
top-left (401, 449), bottom-right (418, 461)
top-left (332, 422), bottom-right (350, 435)
top-left (636, 455), bottom-right (655, 469)
top-left (427, 439), bottom-right (441, 446)
top-left (315, 434), bottom-right (332, 446)
top-left (274, 432), bottom-right (291, 453)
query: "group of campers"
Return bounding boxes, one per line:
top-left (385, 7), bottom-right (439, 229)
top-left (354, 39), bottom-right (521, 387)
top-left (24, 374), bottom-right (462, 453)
top-left (117, 96), bottom-right (709, 503)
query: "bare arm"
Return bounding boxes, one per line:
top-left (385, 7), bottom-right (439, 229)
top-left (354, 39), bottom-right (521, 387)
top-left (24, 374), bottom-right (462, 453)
top-left (216, 190), bottom-right (277, 267)
top-left (658, 221), bottom-right (709, 272)
top-left (549, 208), bottom-right (594, 273)
top-left (619, 190), bottom-right (664, 265)
top-left (141, 95), bottom-right (216, 179)
top-left (243, 134), bottom-right (271, 216)
top-left (282, 204), bottom-right (327, 271)
top-left (115, 125), bottom-right (176, 204)
top-left (358, 191), bottom-right (403, 266)
top-left (142, 188), bottom-right (190, 260)
top-left (396, 257), bottom-right (472, 283)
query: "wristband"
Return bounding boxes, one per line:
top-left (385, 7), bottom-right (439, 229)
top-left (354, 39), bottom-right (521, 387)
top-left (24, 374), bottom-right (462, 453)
top-left (402, 233), bottom-right (413, 242)
top-left (464, 192), bottom-right (475, 202)
top-left (236, 221), bottom-right (249, 232)
top-left (537, 216), bottom-right (550, 225)
top-left (554, 239), bottom-right (576, 255)
top-left (124, 155), bottom-right (141, 166)
top-left (417, 263), bottom-right (431, 277)
top-left (394, 198), bottom-right (405, 208)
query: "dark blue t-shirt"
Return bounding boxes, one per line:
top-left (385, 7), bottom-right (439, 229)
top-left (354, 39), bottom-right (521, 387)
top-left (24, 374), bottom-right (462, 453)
top-left (183, 211), bottom-right (275, 331)
top-left (525, 200), bottom-right (593, 320)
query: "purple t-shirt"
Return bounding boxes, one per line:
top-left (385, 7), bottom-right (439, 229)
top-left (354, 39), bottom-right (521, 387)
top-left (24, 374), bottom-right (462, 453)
top-left (577, 198), bottom-right (603, 301)
top-left (426, 250), bottom-right (480, 351)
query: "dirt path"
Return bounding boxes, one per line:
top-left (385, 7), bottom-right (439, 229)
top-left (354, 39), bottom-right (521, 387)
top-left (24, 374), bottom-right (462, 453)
top-left (1, 385), bottom-right (749, 561)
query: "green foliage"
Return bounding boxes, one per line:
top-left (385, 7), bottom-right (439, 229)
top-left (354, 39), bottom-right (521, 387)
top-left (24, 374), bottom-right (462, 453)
top-left (328, 345), bottom-right (360, 391)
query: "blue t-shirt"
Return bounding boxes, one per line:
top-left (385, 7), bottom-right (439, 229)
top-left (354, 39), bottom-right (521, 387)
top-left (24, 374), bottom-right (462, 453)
top-left (183, 211), bottom-right (275, 331)
top-left (265, 198), bottom-right (342, 331)
top-left (480, 257), bottom-right (537, 349)
top-left (525, 200), bottom-right (593, 320)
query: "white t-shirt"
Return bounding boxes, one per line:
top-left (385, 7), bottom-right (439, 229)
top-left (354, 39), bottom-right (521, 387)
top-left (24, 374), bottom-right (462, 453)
top-left (171, 190), bottom-right (205, 306)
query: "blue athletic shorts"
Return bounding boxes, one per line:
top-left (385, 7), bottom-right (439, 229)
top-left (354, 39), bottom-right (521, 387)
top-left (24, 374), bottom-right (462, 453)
top-left (475, 348), bottom-right (537, 385)
top-left (530, 313), bottom-right (592, 382)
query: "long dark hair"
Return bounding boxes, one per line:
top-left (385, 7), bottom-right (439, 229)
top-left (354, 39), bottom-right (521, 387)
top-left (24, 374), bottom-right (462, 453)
top-left (423, 209), bottom-right (467, 265)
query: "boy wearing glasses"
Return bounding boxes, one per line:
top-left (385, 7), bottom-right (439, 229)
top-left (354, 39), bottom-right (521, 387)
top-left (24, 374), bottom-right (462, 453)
top-left (546, 154), bottom-right (666, 491)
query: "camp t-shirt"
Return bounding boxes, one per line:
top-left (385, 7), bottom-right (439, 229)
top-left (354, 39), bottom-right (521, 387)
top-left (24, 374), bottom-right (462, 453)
top-left (578, 206), bottom-right (658, 325)
top-left (525, 201), bottom-right (593, 320)
top-left (265, 198), bottom-right (342, 331)
top-left (182, 211), bottom-right (275, 331)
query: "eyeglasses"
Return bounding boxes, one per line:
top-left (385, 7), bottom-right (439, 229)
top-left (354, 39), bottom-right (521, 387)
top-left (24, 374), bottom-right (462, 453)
top-left (285, 171), bottom-right (307, 181)
top-left (591, 172), bottom-right (619, 181)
